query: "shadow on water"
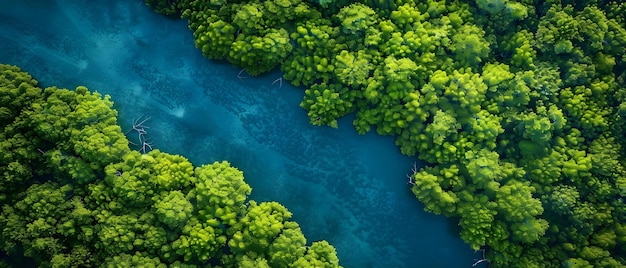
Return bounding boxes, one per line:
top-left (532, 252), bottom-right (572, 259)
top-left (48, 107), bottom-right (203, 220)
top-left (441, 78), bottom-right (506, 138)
top-left (0, 0), bottom-right (482, 267)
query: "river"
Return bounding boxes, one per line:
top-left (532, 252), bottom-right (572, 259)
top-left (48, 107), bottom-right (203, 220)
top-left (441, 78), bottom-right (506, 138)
top-left (0, 1), bottom-right (479, 266)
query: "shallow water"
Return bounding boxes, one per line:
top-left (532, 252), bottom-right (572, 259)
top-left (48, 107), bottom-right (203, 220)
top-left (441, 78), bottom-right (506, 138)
top-left (0, 1), bottom-right (480, 266)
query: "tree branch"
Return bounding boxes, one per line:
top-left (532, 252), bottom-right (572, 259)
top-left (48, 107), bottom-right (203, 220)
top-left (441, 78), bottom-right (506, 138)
top-left (125, 116), bottom-right (154, 154)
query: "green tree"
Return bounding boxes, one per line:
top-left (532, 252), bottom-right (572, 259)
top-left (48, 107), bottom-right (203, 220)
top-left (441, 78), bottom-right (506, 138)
top-left (192, 18), bottom-right (236, 60)
top-left (102, 252), bottom-right (166, 268)
top-left (0, 183), bottom-right (94, 266)
top-left (300, 83), bottom-right (356, 128)
top-left (334, 3), bottom-right (377, 37)
top-left (228, 201), bottom-right (292, 255)
top-left (154, 191), bottom-right (193, 229)
top-left (449, 25), bottom-right (491, 67)
top-left (411, 169), bottom-right (458, 216)
top-left (0, 65), bottom-right (45, 203)
top-left (333, 50), bottom-right (373, 86)
top-left (282, 21), bottom-right (342, 86)
top-left (172, 216), bottom-right (225, 262)
top-left (194, 161), bottom-right (251, 226)
top-left (268, 221), bottom-right (307, 267)
top-left (292, 241), bottom-right (341, 268)
top-left (456, 193), bottom-right (498, 250)
top-left (228, 28), bottom-right (293, 75)
top-left (232, 2), bottom-right (266, 34)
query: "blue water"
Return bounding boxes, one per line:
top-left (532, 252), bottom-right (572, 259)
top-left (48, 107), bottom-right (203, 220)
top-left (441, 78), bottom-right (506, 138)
top-left (0, 1), bottom-right (479, 267)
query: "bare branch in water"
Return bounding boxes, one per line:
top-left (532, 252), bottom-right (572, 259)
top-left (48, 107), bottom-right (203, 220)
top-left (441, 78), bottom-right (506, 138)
top-left (272, 77), bottom-right (283, 89)
top-left (237, 69), bottom-right (249, 79)
top-left (125, 116), bottom-right (154, 154)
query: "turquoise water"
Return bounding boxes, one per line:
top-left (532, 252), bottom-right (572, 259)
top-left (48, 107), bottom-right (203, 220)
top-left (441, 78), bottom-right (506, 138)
top-left (0, 1), bottom-right (479, 267)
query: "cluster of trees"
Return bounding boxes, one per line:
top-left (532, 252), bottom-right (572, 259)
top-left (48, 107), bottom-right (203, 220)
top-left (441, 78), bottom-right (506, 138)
top-left (0, 64), bottom-right (341, 267)
top-left (146, 0), bottom-right (626, 266)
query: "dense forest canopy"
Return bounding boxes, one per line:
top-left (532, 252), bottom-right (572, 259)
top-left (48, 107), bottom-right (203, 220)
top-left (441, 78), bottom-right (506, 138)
top-left (143, 0), bottom-right (626, 267)
top-left (0, 64), bottom-right (341, 267)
